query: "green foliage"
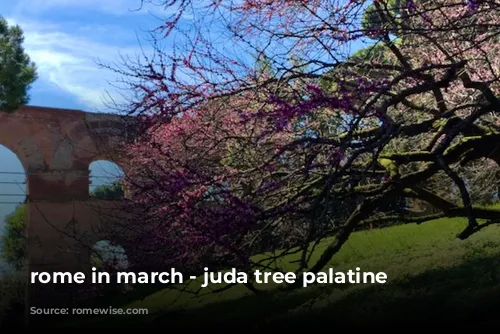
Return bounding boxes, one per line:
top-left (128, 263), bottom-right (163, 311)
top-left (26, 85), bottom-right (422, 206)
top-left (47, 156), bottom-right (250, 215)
top-left (361, 0), bottom-right (403, 37)
top-left (90, 181), bottom-right (124, 200)
top-left (55, 204), bottom-right (500, 330)
top-left (349, 41), bottom-right (393, 64)
top-left (317, 41), bottom-right (396, 93)
top-left (0, 16), bottom-right (37, 112)
top-left (0, 204), bottom-right (26, 271)
top-left (254, 53), bottom-right (275, 77)
top-left (361, 0), bottom-right (430, 39)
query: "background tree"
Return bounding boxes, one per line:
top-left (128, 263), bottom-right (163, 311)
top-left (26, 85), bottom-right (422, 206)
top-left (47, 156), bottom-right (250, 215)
top-left (0, 204), bottom-right (25, 271)
top-left (90, 181), bottom-right (124, 200)
top-left (0, 16), bottom-right (37, 112)
top-left (356, 0), bottom-right (500, 210)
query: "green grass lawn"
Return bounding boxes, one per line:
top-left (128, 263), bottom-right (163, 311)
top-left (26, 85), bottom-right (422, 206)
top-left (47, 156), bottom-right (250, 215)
top-left (52, 204), bottom-right (500, 330)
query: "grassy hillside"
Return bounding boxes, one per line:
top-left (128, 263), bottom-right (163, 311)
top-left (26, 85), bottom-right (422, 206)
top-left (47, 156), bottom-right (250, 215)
top-left (51, 204), bottom-right (500, 329)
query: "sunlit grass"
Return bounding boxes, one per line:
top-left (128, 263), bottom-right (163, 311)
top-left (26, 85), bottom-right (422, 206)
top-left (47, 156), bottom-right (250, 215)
top-left (56, 202), bottom-right (500, 329)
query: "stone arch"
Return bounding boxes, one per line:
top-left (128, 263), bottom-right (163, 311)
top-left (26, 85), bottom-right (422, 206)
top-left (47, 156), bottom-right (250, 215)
top-left (0, 118), bottom-right (44, 176)
top-left (0, 144), bottom-right (27, 274)
top-left (0, 143), bottom-right (26, 173)
top-left (0, 144), bottom-right (27, 203)
top-left (89, 239), bottom-right (133, 295)
top-left (0, 105), bottom-right (135, 321)
top-left (90, 239), bottom-right (129, 271)
top-left (88, 160), bottom-right (125, 200)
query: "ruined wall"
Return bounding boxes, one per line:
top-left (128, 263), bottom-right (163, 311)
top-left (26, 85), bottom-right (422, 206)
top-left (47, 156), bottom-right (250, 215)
top-left (27, 200), bottom-right (130, 309)
top-left (0, 106), bottom-right (134, 316)
top-left (0, 105), bottom-right (132, 201)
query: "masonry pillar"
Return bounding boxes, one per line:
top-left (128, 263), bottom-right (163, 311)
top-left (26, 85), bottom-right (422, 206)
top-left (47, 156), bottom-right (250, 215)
top-left (27, 169), bottom-right (91, 201)
top-left (25, 168), bottom-right (94, 327)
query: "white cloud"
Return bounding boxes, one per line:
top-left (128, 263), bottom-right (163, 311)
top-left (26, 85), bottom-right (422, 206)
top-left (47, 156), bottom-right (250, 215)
top-left (3, 0), bottom-right (210, 110)
top-left (7, 17), bottom-right (148, 110)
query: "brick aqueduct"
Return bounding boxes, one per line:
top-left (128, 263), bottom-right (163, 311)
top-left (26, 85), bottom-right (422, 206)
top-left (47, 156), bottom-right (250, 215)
top-left (0, 105), bottom-right (134, 321)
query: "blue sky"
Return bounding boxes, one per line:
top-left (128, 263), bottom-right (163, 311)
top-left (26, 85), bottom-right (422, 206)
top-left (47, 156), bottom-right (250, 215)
top-left (1, 0), bottom-right (372, 112)
top-left (0, 0), bottom-right (183, 237)
top-left (1, 0), bottom-right (192, 111)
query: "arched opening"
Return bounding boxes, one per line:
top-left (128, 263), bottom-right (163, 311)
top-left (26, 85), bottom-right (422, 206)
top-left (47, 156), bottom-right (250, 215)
top-left (0, 145), bottom-right (27, 276)
top-left (90, 240), bottom-right (132, 294)
top-left (90, 240), bottom-right (129, 271)
top-left (89, 160), bottom-right (125, 200)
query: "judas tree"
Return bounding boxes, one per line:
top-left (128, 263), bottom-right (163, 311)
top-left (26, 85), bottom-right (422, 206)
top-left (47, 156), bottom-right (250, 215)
top-left (108, 0), bottom-right (500, 292)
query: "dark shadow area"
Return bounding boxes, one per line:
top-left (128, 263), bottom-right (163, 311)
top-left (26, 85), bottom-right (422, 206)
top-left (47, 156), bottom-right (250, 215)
top-left (152, 256), bottom-right (500, 330)
top-left (30, 253), bottom-right (500, 331)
